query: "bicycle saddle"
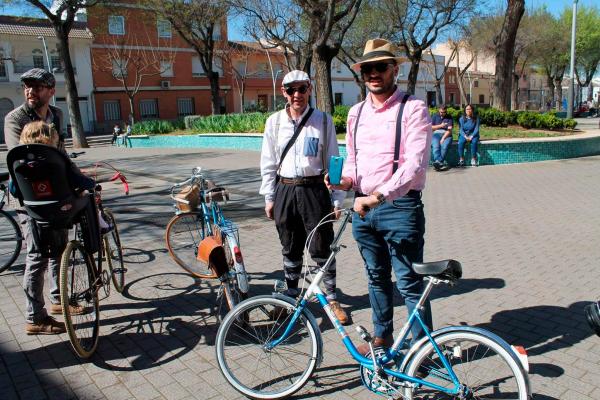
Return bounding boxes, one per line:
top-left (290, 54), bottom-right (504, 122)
top-left (412, 259), bottom-right (462, 282)
top-left (0, 171), bottom-right (9, 182)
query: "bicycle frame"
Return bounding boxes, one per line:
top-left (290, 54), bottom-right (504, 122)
top-left (266, 210), bottom-right (465, 396)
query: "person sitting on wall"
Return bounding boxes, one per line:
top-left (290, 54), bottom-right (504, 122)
top-left (431, 105), bottom-right (453, 171)
top-left (457, 104), bottom-right (480, 167)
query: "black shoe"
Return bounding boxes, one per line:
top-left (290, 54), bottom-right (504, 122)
top-left (457, 160), bottom-right (465, 168)
top-left (432, 161), bottom-right (441, 171)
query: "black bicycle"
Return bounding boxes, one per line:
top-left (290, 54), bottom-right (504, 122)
top-left (0, 171), bottom-right (23, 273)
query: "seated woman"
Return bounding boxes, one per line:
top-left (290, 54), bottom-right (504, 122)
top-left (457, 104), bottom-right (480, 167)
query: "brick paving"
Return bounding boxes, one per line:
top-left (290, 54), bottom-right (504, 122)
top-left (1, 143), bottom-right (599, 400)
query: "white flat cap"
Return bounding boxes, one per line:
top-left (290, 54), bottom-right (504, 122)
top-left (282, 70), bottom-right (310, 86)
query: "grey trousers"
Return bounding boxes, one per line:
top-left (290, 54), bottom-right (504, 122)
top-left (17, 212), bottom-right (64, 323)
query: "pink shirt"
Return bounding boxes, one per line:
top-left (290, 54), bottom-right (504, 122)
top-left (342, 88), bottom-right (432, 201)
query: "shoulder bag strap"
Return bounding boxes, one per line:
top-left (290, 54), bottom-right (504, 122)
top-left (392, 94), bottom-right (410, 174)
top-left (321, 110), bottom-right (328, 172)
top-left (353, 101), bottom-right (366, 185)
top-left (277, 107), bottom-right (314, 175)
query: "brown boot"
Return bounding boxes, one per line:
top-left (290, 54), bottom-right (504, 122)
top-left (329, 301), bottom-right (349, 325)
top-left (49, 303), bottom-right (88, 316)
top-left (25, 316), bottom-right (66, 335)
top-left (357, 335), bottom-right (393, 356)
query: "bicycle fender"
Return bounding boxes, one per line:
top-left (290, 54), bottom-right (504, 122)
top-left (400, 325), bottom-right (531, 397)
top-left (270, 293), bottom-right (324, 367)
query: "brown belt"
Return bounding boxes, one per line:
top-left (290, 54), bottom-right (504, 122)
top-left (278, 175), bottom-right (324, 185)
top-left (355, 190), bottom-right (421, 199)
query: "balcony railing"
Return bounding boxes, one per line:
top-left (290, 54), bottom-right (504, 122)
top-left (0, 64), bottom-right (7, 81)
top-left (13, 64), bottom-right (76, 74)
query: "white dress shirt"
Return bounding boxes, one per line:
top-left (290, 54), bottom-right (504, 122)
top-left (260, 106), bottom-right (345, 207)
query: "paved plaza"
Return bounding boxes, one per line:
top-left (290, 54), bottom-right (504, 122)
top-left (1, 140), bottom-right (599, 399)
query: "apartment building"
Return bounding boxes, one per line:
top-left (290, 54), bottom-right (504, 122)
top-left (0, 15), bottom-right (94, 142)
top-left (87, 1), bottom-right (234, 132)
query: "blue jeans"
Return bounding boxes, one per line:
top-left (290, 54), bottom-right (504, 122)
top-left (458, 135), bottom-right (479, 160)
top-left (352, 194), bottom-right (432, 340)
top-left (431, 130), bottom-right (452, 163)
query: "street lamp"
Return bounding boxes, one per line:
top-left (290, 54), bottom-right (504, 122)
top-left (37, 35), bottom-right (56, 106)
top-left (272, 69), bottom-right (283, 111)
top-left (567, 0), bottom-right (578, 119)
top-left (466, 70), bottom-right (473, 105)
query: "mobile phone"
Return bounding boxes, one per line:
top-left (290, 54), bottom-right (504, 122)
top-left (328, 156), bottom-right (344, 185)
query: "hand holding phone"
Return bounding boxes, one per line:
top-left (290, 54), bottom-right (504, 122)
top-left (328, 156), bottom-right (344, 185)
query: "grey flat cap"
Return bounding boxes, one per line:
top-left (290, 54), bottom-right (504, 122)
top-left (20, 68), bottom-right (56, 87)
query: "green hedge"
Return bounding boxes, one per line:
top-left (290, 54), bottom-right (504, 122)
top-left (429, 107), bottom-right (577, 131)
top-left (132, 119), bottom-right (185, 135)
top-left (184, 112), bottom-right (270, 133)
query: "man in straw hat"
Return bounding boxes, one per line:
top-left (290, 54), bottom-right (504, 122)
top-left (260, 70), bottom-right (349, 324)
top-left (326, 39), bottom-right (432, 354)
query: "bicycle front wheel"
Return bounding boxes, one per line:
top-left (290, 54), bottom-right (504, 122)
top-left (216, 296), bottom-right (320, 399)
top-left (404, 330), bottom-right (529, 400)
top-left (165, 212), bottom-right (214, 278)
top-left (0, 210), bottom-right (22, 273)
top-left (60, 240), bottom-right (100, 359)
top-left (103, 209), bottom-right (126, 293)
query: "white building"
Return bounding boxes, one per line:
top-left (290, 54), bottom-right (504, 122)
top-left (0, 15), bottom-right (94, 143)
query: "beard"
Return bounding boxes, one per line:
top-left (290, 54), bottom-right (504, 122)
top-left (366, 79), bottom-right (395, 95)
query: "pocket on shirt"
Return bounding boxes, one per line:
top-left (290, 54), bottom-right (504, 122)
top-left (303, 137), bottom-right (319, 157)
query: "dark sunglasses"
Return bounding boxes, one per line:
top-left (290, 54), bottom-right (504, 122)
top-left (360, 62), bottom-right (394, 74)
top-left (22, 83), bottom-right (51, 91)
top-left (285, 85), bottom-right (309, 95)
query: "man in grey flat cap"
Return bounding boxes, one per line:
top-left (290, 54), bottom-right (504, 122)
top-left (4, 68), bottom-right (70, 335)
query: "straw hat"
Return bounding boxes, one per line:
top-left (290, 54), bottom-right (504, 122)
top-left (351, 38), bottom-right (404, 72)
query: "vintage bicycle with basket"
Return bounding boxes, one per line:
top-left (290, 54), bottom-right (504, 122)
top-left (215, 208), bottom-right (530, 399)
top-left (165, 167), bottom-right (249, 313)
top-left (7, 145), bottom-right (128, 358)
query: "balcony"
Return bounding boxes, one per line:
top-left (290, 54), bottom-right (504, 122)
top-left (13, 64), bottom-right (77, 74)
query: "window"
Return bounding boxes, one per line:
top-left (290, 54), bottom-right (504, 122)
top-left (177, 98), bottom-right (195, 116)
top-left (157, 19), bottom-right (171, 38)
top-left (191, 56), bottom-right (222, 77)
top-left (474, 80), bottom-right (479, 88)
top-left (212, 21), bottom-right (222, 40)
top-left (32, 49), bottom-right (45, 69)
top-left (334, 93), bottom-right (343, 106)
top-left (103, 100), bottom-right (121, 121)
top-left (108, 16), bottom-right (125, 35)
top-left (449, 92), bottom-right (456, 104)
top-left (160, 61), bottom-right (174, 77)
top-left (449, 74), bottom-right (456, 84)
top-left (479, 94), bottom-right (485, 104)
top-left (112, 59), bottom-right (127, 78)
top-left (140, 99), bottom-right (158, 119)
top-left (466, 94), bottom-right (471, 103)
top-left (50, 50), bottom-right (61, 72)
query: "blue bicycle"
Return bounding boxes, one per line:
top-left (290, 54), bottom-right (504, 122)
top-left (215, 209), bottom-right (530, 399)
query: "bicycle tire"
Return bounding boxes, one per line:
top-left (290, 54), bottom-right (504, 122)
top-left (165, 211), bottom-right (215, 279)
top-left (60, 240), bottom-right (100, 359)
top-left (403, 330), bottom-right (529, 400)
top-left (216, 296), bottom-right (320, 399)
top-left (221, 233), bottom-right (248, 311)
top-left (0, 210), bottom-right (22, 273)
top-left (103, 209), bottom-right (126, 293)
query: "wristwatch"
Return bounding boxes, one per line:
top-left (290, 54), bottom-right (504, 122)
top-left (373, 191), bottom-right (385, 205)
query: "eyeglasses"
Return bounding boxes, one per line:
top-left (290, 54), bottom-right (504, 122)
top-left (360, 62), bottom-right (394, 74)
top-left (285, 85), bottom-right (309, 95)
top-left (22, 84), bottom-right (50, 92)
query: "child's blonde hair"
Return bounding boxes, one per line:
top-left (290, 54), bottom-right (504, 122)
top-left (20, 121), bottom-right (60, 147)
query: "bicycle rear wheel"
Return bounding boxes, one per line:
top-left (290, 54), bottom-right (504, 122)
top-left (165, 211), bottom-right (214, 278)
top-left (220, 233), bottom-right (248, 312)
top-left (60, 240), bottom-right (100, 359)
top-left (216, 296), bottom-right (320, 399)
top-left (0, 210), bottom-right (22, 273)
top-left (404, 330), bottom-right (529, 399)
top-left (103, 209), bottom-right (126, 293)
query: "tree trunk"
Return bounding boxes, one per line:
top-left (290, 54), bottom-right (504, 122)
top-left (128, 96), bottom-right (135, 124)
top-left (240, 82), bottom-right (246, 113)
top-left (208, 71), bottom-right (221, 115)
top-left (587, 82), bottom-right (593, 102)
top-left (56, 31), bottom-right (88, 148)
top-left (545, 74), bottom-right (555, 110)
top-left (406, 51), bottom-right (422, 95)
top-left (492, 0), bottom-right (525, 111)
top-left (511, 73), bottom-right (519, 110)
top-left (312, 45), bottom-right (336, 114)
top-left (435, 81), bottom-right (443, 106)
top-left (554, 77), bottom-right (563, 111)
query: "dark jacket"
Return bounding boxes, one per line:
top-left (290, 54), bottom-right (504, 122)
top-left (4, 103), bottom-right (63, 151)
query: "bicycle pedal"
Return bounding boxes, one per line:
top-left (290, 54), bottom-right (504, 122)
top-left (356, 325), bottom-right (373, 342)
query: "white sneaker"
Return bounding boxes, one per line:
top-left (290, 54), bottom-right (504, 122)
top-left (471, 159), bottom-right (478, 167)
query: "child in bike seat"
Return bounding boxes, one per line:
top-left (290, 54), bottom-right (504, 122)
top-left (19, 121), bottom-right (111, 232)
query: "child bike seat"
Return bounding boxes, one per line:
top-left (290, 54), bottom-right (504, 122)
top-left (412, 259), bottom-right (462, 283)
top-left (6, 144), bottom-right (90, 229)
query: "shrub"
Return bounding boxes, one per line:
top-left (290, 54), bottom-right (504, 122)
top-left (132, 119), bottom-right (184, 135)
top-left (479, 108), bottom-right (508, 127)
top-left (516, 112), bottom-right (540, 129)
top-left (189, 112), bottom-right (270, 133)
top-left (564, 118), bottom-right (578, 130)
top-left (333, 105), bottom-right (351, 133)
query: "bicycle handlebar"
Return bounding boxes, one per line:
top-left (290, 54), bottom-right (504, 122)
top-left (69, 151), bottom-right (86, 159)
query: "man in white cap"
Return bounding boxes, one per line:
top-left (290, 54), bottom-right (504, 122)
top-left (327, 38), bottom-right (432, 354)
top-left (260, 70), bottom-right (349, 324)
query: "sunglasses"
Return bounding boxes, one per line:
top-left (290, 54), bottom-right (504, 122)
top-left (285, 85), bottom-right (309, 95)
top-left (360, 62), bottom-right (394, 74)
